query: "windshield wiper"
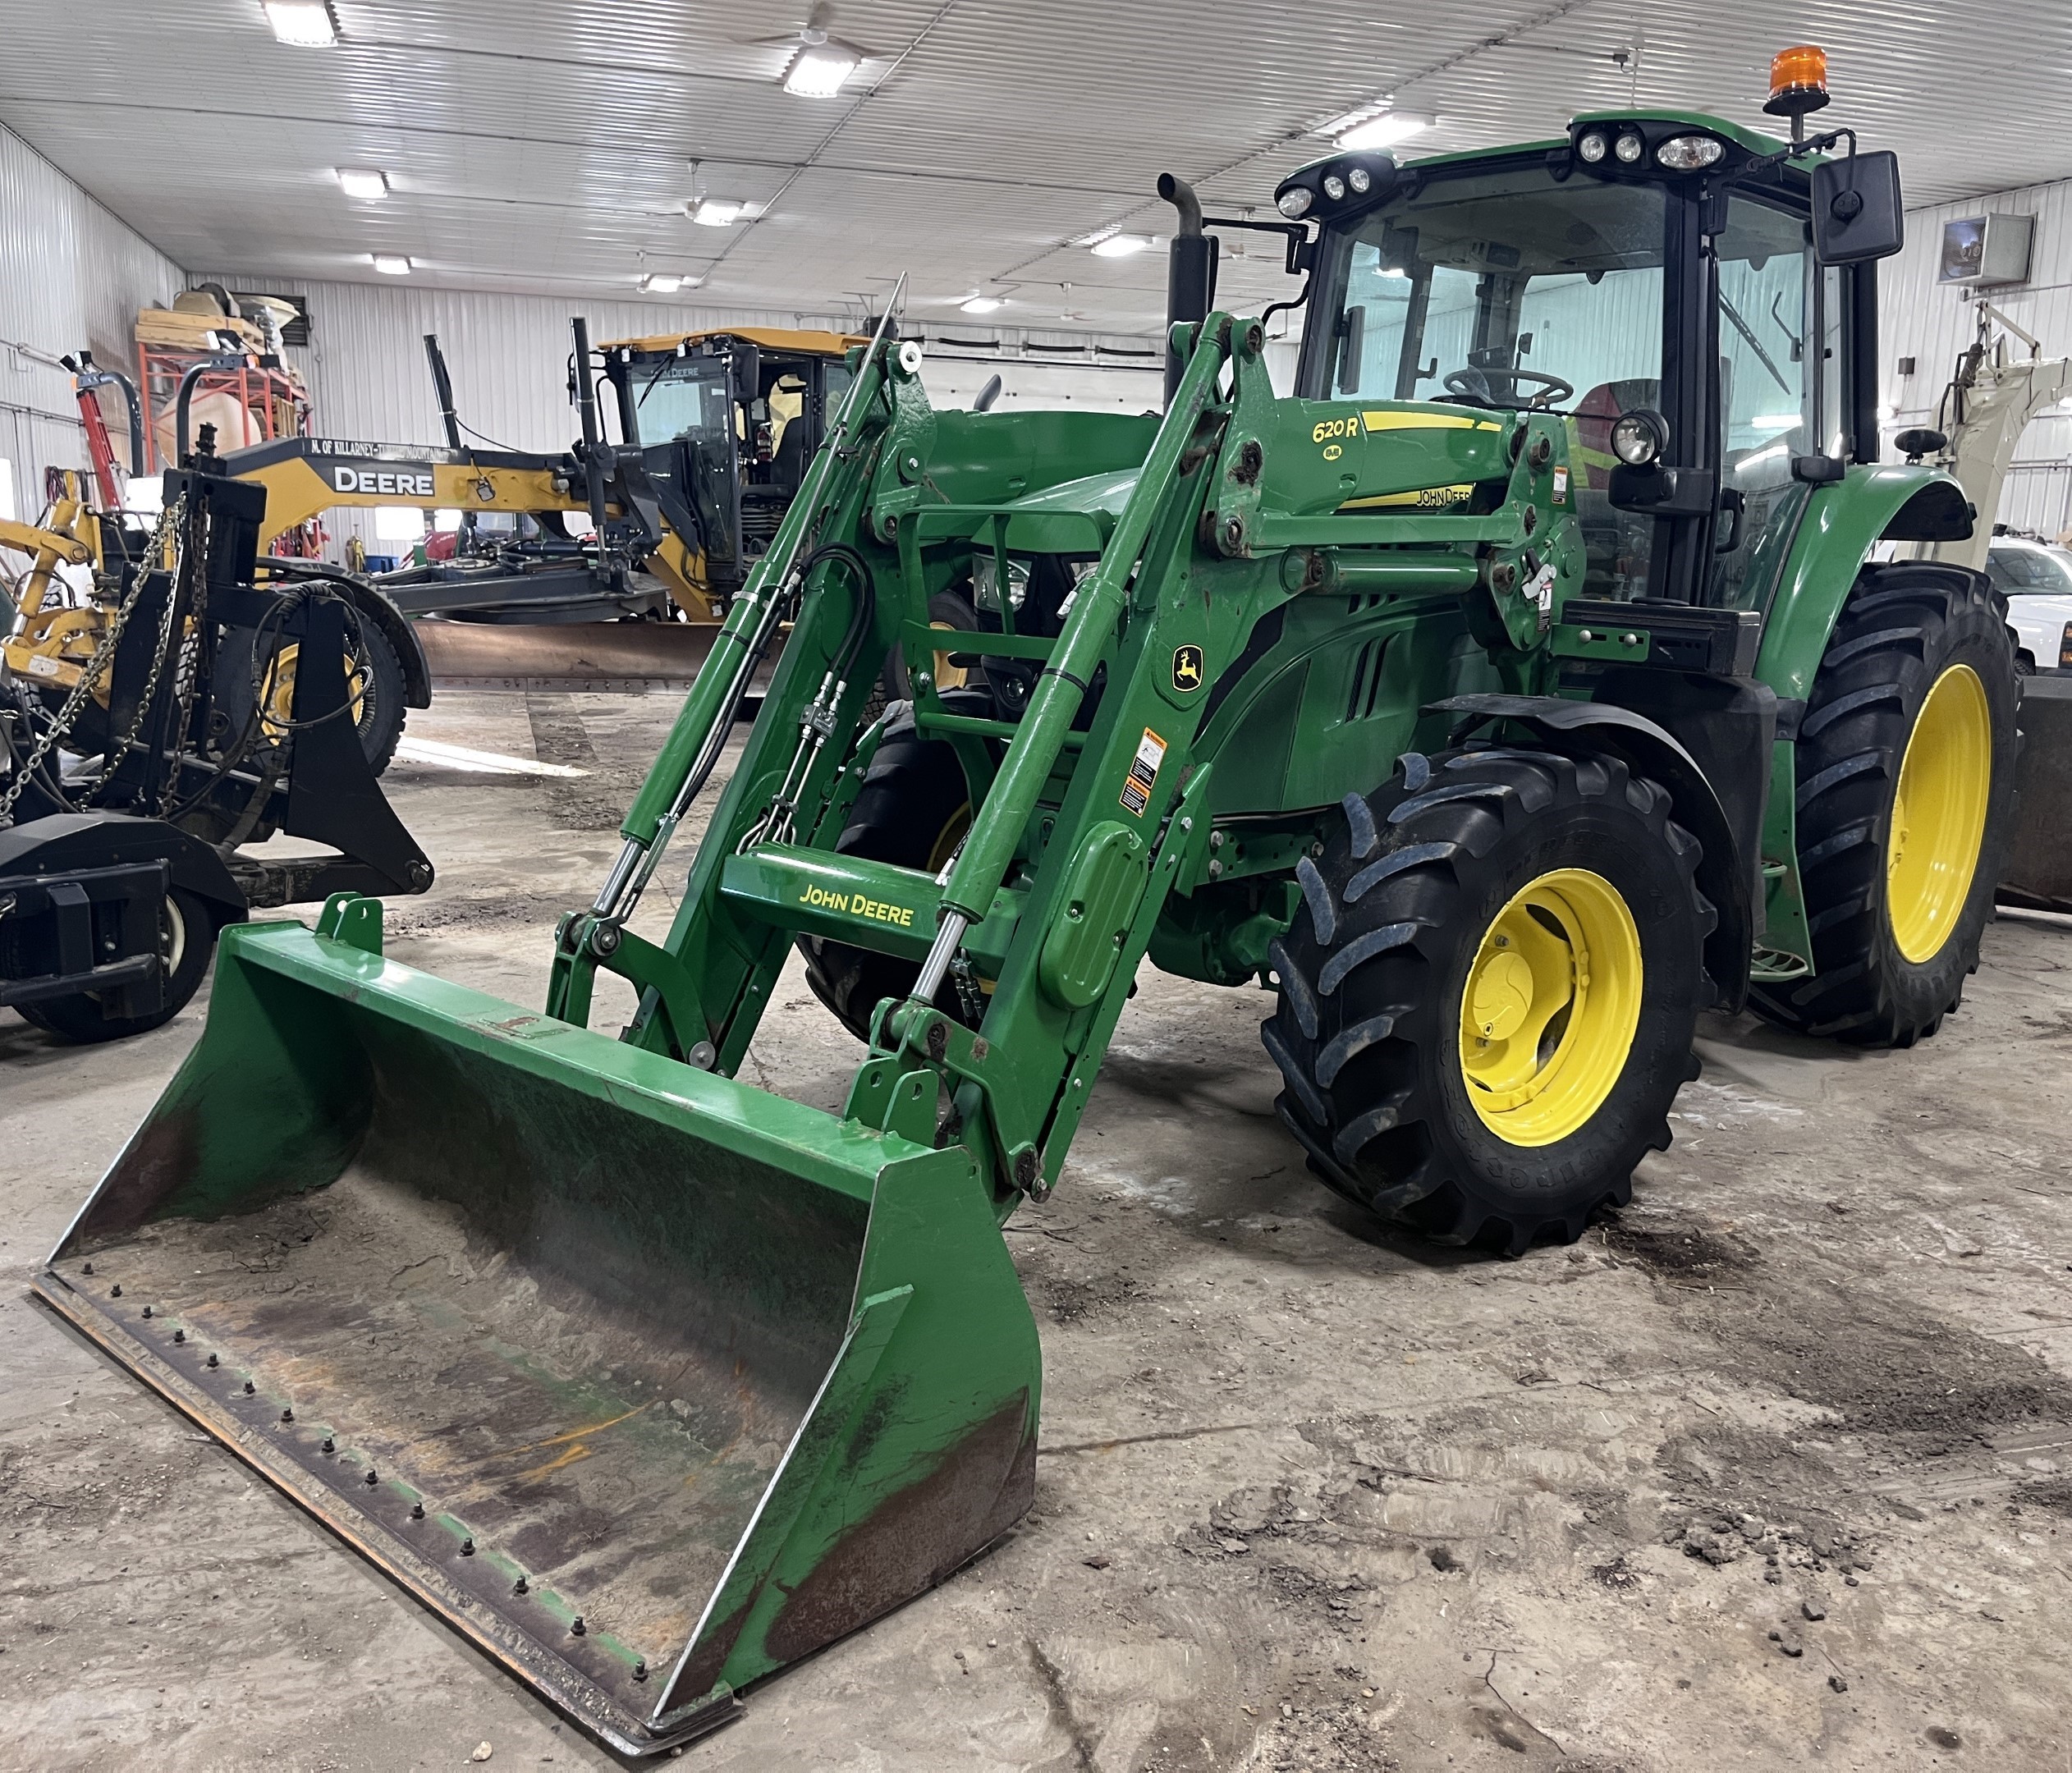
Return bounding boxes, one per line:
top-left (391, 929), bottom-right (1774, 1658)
top-left (1718, 288), bottom-right (1793, 396)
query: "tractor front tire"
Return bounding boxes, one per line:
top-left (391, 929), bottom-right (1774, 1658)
top-left (799, 702), bottom-right (979, 1042)
top-left (1749, 562), bottom-right (2016, 1047)
top-left (1265, 746), bottom-right (1712, 1255)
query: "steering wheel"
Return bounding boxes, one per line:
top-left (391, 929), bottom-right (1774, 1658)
top-left (1442, 367), bottom-right (1575, 410)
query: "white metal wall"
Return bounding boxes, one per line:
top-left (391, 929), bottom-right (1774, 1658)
top-left (0, 121), bottom-right (186, 521)
top-left (1880, 176), bottom-right (2072, 538)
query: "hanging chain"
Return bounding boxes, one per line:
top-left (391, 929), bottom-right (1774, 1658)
top-left (155, 538), bottom-right (212, 816)
top-left (0, 495), bottom-right (186, 827)
top-left (89, 499), bottom-right (192, 809)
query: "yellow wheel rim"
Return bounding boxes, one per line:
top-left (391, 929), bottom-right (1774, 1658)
top-left (263, 643), bottom-right (368, 732)
top-left (931, 621), bottom-right (971, 692)
top-left (1886, 663), bottom-right (1992, 964)
top-left (1458, 868), bottom-right (1643, 1148)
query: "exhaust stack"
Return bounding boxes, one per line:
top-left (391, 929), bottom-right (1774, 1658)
top-left (1157, 172), bottom-right (1218, 405)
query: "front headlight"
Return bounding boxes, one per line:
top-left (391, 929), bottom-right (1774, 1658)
top-left (1323, 173), bottom-right (1346, 201)
top-left (1347, 164), bottom-right (1372, 194)
top-left (1614, 131), bottom-right (1645, 165)
top-left (1577, 131), bottom-right (1609, 164)
top-left (1657, 133), bottom-right (1725, 171)
top-left (1277, 186), bottom-right (1313, 219)
top-left (1611, 409), bottom-right (1670, 466)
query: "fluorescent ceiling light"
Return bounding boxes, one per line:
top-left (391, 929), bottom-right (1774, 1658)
top-left (693, 198), bottom-right (743, 227)
top-left (960, 295), bottom-right (1003, 314)
top-left (641, 273), bottom-right (686, 294)
top-left (337, 167), bottom-right (388, 199)
top-left (372, 254), bottom-right (411, 276)
top-left (263, 1), bottom-right (336, 46)
top-left (784, 44), bottom-right (860, 97)
top-left (1090, 233), bottom-right (1154, 259)
top-left (1332, 111), bottom-right (1433, 152)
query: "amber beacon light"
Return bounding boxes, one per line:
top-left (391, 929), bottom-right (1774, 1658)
top-left (1764, 44), bottom-right (1831, 118)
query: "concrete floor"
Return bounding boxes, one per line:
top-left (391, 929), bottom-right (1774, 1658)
top-left (5, 688), bottom-right (2072, 1773)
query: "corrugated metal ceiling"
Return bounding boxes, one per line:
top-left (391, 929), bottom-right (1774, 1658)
top-left (2, 0), bottom-right (2067, 337)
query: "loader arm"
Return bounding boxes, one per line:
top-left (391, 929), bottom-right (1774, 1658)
top-left (548, 312), bottom-right (1245, 1204)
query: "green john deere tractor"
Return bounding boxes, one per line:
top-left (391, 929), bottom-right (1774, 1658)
top-left (34, 75), bottom-right (2014, 1757)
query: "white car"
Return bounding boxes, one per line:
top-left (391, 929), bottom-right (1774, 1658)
top-left (1984, 539), bottom-right (2072, 675)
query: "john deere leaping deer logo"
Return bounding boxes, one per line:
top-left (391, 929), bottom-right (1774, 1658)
top-left (1172, 644), bottom-right (1204, 693)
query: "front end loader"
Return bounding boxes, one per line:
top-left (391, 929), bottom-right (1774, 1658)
top-left (33, 51), bottom-right (2019, 1756)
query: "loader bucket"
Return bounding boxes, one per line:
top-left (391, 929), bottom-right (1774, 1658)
top-left (30, 911), bottom-right (1041, 1756)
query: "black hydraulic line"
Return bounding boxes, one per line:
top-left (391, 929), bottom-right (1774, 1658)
top-left (64, 353), bottom-right (146, 477)
top-left (423, 334), bottom-right (464, 450)
top-left (795, 541), bottom-right (877, 683)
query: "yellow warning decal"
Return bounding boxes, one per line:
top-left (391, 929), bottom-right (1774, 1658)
top-left (1120, 726), bottom-right (1167, 818)
top-left (1361, 410), bottom-right (1503, 434)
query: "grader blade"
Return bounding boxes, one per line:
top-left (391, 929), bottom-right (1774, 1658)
top-left (30, 914), bottom-right (1039, 1757)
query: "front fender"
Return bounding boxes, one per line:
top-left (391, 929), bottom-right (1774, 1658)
top-left (1433, 694), bottom-right (1756, 1012)
top-left (1758, 464), bottom-right (1972, 704)
top-left (345, 580), bottom-right (433, 708)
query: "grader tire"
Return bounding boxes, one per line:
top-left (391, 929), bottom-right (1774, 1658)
top-left (1264, 746), bottom-right (1712, 1255)
top-left (1749, 562), bottom-right (2016, 1047)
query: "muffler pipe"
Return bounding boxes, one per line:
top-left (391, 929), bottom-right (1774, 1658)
top-left (1158, 172), bottom-right (1218, 405)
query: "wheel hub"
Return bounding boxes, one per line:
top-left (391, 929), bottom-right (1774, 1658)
top-left (1469, 947), bottom-right (1535, 1042)
top-left (1458, 868), bottom-right (1643, 1148)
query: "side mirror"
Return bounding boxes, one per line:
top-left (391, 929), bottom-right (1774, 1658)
top-left (1812, 151), bottom-right (1904, 263)
top-left (729, 341), bottom-right (762, 406)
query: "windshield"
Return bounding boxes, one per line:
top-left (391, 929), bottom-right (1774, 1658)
top-left (1987, 546), bottom-right (2072, 596)
top-left (629, 355), bottom-right (733, 447)
top-left (1308, 162), bottom-right (1666, 412)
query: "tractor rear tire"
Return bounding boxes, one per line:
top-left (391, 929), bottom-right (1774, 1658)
top-left (1264, 746), bottom-right (1712, 1255)
top-left (799, 701), bottom-right (980, 1042)
top-left (1749, 562), bottom-right (2016, 1047)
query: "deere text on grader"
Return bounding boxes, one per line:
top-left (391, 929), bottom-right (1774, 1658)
top-left (32, 53), bottom-right (2017, 1755)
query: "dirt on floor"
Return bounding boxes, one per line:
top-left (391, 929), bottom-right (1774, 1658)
top-left (3, 689), bottom-right (2070, 1772)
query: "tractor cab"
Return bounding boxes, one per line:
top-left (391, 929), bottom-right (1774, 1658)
top-left (1277, 82), bottom-right (1911, 623)
top-left (601, 327), bottom-right (868, 608)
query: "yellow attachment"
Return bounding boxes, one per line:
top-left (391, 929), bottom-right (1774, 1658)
top-left (601, 325), bottom-right (870, 359)
top-left (1886, 662), bottom-right (1992, 964)
top-left (1458, 868), bottom-right (1643, 1147)
top-left (1, 502), bottom-right (111, 702)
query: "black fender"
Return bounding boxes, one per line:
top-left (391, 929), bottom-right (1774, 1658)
top-left (1431, 690), bottom-right (1763, 1013)
top-left (0, 812), bottom-right (248, 927)
top-left (344, 580), bottom-right (432, 708)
